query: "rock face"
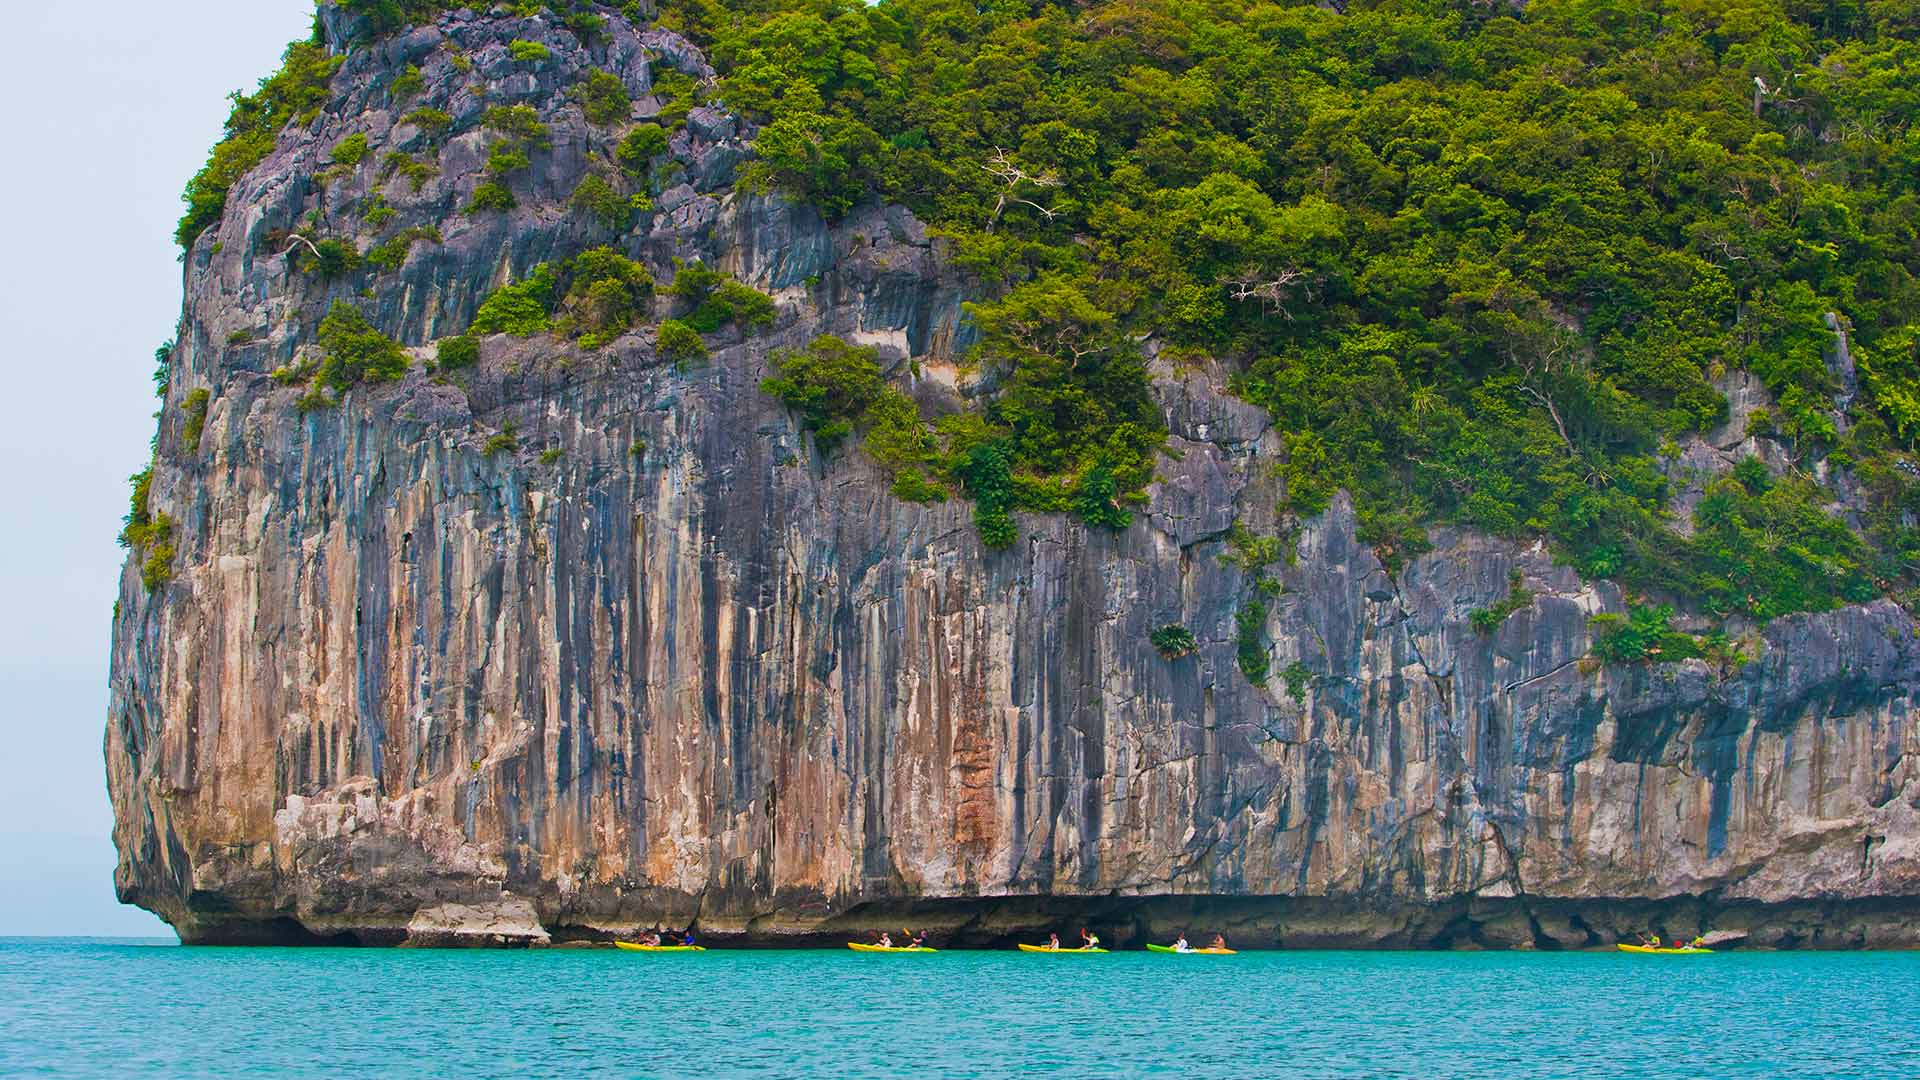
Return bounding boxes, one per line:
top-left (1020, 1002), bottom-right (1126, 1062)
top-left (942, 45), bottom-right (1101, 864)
top-left (108, 6), bottom-right (1920, 948)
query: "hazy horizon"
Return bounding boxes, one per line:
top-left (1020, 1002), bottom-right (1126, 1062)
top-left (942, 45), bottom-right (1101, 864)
top-left (0, 0), bottom-right (316, 936)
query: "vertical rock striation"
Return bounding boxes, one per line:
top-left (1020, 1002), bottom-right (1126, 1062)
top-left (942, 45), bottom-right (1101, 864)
top-left (108, 7), bottom-right (1920, 947)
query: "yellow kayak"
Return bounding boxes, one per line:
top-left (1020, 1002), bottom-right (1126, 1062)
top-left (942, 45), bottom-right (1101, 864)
top-left (1146, 943), bottom-right (1236, 954)
top-left (1017, 943), bottom-right (1108, 953)
top-left (614, 941), bottom-right (705, 952)
top-left (1617, 944), bottom-right (1711, 954)
top-left (848, 942), bottom-right (937, 953)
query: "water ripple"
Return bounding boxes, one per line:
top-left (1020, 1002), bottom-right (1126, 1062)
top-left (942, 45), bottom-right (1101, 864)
top-left (1, 939), bottom-right (1915, 1078)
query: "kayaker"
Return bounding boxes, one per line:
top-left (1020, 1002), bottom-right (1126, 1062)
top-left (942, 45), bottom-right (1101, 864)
top-left (1210, 934), bottom-right (1227, 950)
top-left (643, 930), bottom-right (662, 947)
top-left (1174, 934), bottom-right (1191, 952)
top-left (907, 930), bottom-right (927, 948)
top-left (681, 930), bottom-right (696, 947)
top-left (1079, 928), bottom-right (1100, 950)
top-left (878, 932), bottom-right (895, 949)
top-left (1048, 932), bottom-right (1061, 950)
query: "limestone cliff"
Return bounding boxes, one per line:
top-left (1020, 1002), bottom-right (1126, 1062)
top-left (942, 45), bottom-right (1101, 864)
top-left (108, 6), bottom-right (1920, 948)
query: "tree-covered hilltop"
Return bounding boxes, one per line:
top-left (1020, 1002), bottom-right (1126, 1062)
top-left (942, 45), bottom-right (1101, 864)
top-left (184, 0), bottom-right (1920, 625)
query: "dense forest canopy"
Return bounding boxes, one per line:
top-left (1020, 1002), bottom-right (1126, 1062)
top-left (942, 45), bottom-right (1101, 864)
top-left (189, 0), bottom-right (1920, 626)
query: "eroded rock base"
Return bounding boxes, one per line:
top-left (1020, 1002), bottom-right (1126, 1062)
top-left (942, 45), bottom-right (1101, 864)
top-left (166, 894), bottom-right (1920, 950)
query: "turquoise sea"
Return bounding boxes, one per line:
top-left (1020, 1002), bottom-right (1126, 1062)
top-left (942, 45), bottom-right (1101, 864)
top-left (3, 938), bottom-right (1917, 1078)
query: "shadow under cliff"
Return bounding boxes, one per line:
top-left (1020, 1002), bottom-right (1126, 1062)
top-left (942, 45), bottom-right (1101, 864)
top-left (172, 894), bottom-right (1920, 950)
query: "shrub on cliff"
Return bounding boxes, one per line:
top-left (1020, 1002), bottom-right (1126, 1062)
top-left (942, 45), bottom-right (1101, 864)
top-left (119, 469), bottom-right (156, 548)
top-left (180, 389), bottom-right (212, 455)
top-left (1235, 603), bottom-right (1269, 683)
top-left (737, 111), bottom-right (882, 221)
top-left (1588, 605), bottom-right (1756, 673)
top-left (648, 69), bottom-right (701, 131)
top-left (483, 422), bottom-right (519, 455)
top-left (361, 195), bottom-right (396, 229)
top-left (176, 41), bottom-right (340, 247)
top-left (464, 181), bottom-right (516, 214)
top-left (667, 262), bottom-right (775, 333)
top-left (1678, 475), bottom-right (1877, 620)
top-left (655, 319), bottom-right (706, 366)
top-left (954, 443), bottom-right (1017, 548)
top-left (486, 142), bottom-right (532, 176)
top-left (119, 468), bottom-right (176, 590)
top-left (1281, 662), bottom-right (1313, 704)
top-left (399, 107), bottom-right (451, 136)
top-left (286, 236), bottom-right (362, 279)
top-left (576, 69), bottom-right (631, 126)
top-left (151, 341), bottom-right (173, 398)
top-left (1150, 625), bottom-right (1198, 660)
top-left (1589, 605), bottom-right (1702, 665)
top-left (864, 389), bottom-right (940, 469)
top-left (762, 335), bottom-right (889, 454)
top-left (329, 133), bottom-right (370, 167)
top-left (565, 248), bottom-right (654, 347)
top-left (570, 174), bottom-right (631, 231)
top-left (389, 63), bottom-right (425, 103)
top-left (380, 151), bottom-right (439, 192)
top-left (468, 252), bottom-right (652, 347)
top-left (365, 226), bottom-right (441, 272)
top-left (471, 265), bottom-right (560, 336)
top-left (566, 9), bottom-right (607, 43)
top-left (315, 302), bottom-right (410, 390)
top-left (483, 105), bottom-right (548, 145)
top-left (435, 334), bottom-right (479, 372)
top-left (616, 124), bottom-right (669, 176)
top-left (888, 467), bottom-right (946, 504)
top-left (477, 105), bottom-right (548, 185)
top-left (1072, 466), bottom-right (1130, 531)
top-left (1469, 571), bottom-right (1535, 635)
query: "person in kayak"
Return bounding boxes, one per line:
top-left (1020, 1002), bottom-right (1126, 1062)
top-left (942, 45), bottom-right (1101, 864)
top-left (878, 932), bottom-right (895, 948)
top-left (681, 930), bottom-right (696, 947)
top-left (906, 929), bottom-right (927, 949)
top-left (642, 930), bottom-right (662, 947)
top-left (1174, 934), bottom-right (1191, 952)
top-left (1209, 934), bottom-right (1227, 950)
top-left (1079, 928), bottom-right (1100, 950)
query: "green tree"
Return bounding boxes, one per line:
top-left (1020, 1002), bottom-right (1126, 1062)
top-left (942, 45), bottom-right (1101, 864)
top-left (315, 302), bottom-right (410, 391)
top-left (577, 69), bottom-right (631, 126)
top-left (761, 335), bottom-right (887, 453)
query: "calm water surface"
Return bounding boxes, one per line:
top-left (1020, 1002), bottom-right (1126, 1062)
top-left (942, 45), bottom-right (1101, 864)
top-left (3, 938), bottom-right (1916, 1078)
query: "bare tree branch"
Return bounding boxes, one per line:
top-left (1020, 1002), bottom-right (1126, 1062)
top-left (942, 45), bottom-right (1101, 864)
top-left (277, 233), bottom-right (324, 261)
top-left (1511, 333), bottom-right (1587, 463)
top-left (981, 147), bottom-right (1062, 233)
top-left (1225, 270), bottom-right (1308, 319)
top-left (1517, 381), bottom-right (1577, 457)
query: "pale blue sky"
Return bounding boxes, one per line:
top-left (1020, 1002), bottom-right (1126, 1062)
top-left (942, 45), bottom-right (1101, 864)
top-left (0, 1), bottom-right (316, 936)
